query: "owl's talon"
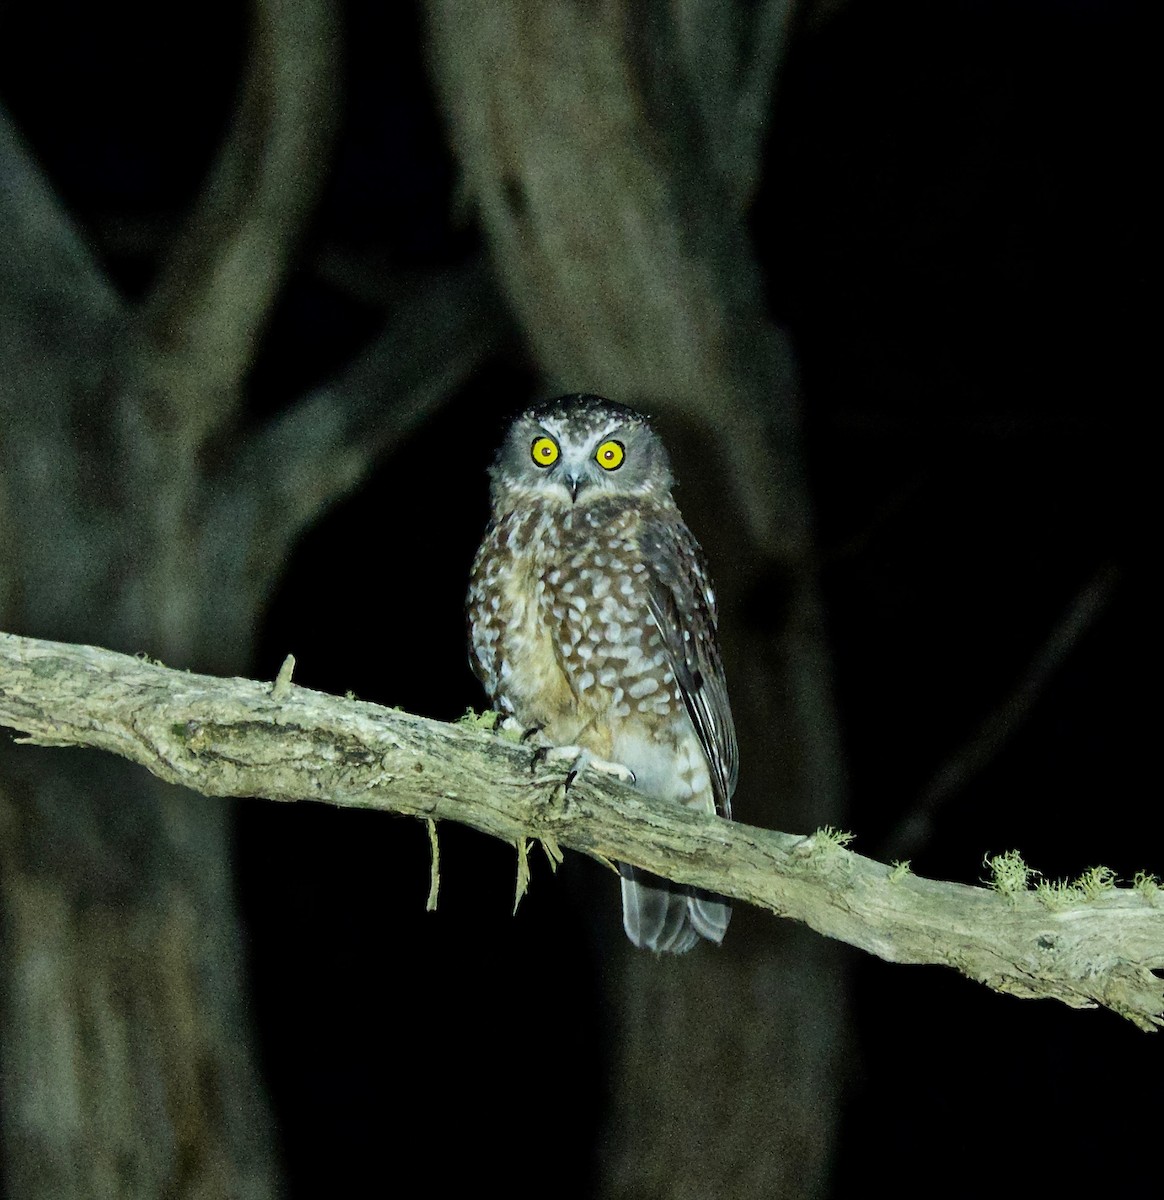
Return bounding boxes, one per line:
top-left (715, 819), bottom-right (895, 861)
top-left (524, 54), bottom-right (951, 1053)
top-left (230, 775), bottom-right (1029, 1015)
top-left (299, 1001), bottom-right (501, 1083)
top-left (587, 757), bottom-right (636, 786)
top-left (535, 745), bottom-right (635, 790)
top-left (498, 715), bottom-right (546, 745)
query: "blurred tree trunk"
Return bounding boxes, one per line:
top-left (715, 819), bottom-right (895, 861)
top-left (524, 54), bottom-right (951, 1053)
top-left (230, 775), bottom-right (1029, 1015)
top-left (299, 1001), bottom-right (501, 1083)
top-left (0, 1), bottom-right (501, 1184)
top-left (425, 3), bottom-right (848, 1197)
top-left (0, 3), bottom-right (340, 1194)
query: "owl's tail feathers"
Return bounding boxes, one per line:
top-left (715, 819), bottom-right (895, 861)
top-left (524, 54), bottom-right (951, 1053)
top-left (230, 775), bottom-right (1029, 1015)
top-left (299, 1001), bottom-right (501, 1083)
top-left (619, 865), bottom-right (731, 954)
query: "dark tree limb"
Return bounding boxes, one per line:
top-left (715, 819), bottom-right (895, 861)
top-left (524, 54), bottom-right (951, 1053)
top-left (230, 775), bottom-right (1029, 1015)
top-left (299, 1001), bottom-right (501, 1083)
top-left (0, 107), bottom-right (123, 425)
top-left (0, 104), bottom-right (132, 634)
top-left (882, 564), bottom-right (1122, 860)
top-left (667, 0), bottom-right (796, 207)
top-left (138, 0), bottom-right (341, 450)
top-left (2, 629), bottom-right (1159, 1032)
top-left (196, 257), bottom-right (507, 634)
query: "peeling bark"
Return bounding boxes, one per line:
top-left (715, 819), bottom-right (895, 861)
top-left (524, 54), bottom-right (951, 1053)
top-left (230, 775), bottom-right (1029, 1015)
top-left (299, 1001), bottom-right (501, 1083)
top-left (4, 631), bottom-right (1158, 1033)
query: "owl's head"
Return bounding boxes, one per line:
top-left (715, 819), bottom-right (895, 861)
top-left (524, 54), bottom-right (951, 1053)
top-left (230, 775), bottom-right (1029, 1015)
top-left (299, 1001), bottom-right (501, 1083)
top-left (490, 395), bottom-right (673, 506)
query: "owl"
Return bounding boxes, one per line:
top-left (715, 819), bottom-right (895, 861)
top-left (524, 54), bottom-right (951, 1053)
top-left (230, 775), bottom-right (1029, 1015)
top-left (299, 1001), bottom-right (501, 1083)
top-left (467, 394), bottom-right (737, 953)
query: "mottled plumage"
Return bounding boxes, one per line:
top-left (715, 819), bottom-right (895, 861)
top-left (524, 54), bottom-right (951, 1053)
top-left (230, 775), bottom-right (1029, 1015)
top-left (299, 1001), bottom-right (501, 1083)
top-left (467, 395), bottom-right (737, 952)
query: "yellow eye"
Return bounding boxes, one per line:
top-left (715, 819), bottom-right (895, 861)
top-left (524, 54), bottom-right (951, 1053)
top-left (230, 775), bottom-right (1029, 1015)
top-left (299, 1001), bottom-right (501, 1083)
top-left (530, 436), bottom-right (559, 467)
top-left (595, 440), bottom-right (625, 470)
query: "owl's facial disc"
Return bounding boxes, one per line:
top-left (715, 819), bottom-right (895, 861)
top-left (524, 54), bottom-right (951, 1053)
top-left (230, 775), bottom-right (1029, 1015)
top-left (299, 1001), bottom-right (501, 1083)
top-left (490, 395), bottom-right (673, 506)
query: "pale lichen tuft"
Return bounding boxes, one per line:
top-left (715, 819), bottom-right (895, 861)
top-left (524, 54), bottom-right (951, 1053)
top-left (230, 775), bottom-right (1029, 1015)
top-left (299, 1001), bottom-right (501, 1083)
top-left (1034, 878), bottom-right (1080, 910)
top-left (985, 849), bottom-right (1034, 899)
top-left (513, 837), bottom-right (531, 914)
top-left (425, 818), bottom-right (440, 912)
top-left (1132, 870), bottom-right (1160, 901)
top-left (458, 707), bottom-right (500, 731)
top-left (539, 834), bottom-right (564, 872)
top-left (1074, 865), bottom-right (1116, 900)
top-left (815, 825), bottom-right (855, 852)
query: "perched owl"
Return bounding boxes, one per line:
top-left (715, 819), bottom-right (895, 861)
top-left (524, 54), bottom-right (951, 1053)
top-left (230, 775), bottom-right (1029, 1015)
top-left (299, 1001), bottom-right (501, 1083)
top-left (467, 395), bottom-right (737, 953)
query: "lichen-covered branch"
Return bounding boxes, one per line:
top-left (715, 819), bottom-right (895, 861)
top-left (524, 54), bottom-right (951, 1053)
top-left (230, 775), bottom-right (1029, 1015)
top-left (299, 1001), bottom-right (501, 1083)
top-left (2, 629), bottom-right (1159, 1030)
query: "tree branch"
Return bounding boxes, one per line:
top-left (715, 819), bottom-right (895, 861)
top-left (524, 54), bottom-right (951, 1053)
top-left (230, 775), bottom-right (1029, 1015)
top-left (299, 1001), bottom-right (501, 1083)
top-left (1, 629), bottom-right (1159, 1031)
top-left (0, 107), bottom-right (124, 429)
top-left (0, 105), bottom-right (132, 632)
top-left (882, 563), bottom-right (1122, 860)
top-left (138, 0), bottom-right (340, 448)
top-left (669, 0), bottom-right (796, 207)
top-left (196, 257), bottom-right (507, 626)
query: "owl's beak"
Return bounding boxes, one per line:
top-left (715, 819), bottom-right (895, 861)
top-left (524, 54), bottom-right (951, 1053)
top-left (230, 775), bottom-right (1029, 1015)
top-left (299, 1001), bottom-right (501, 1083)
top-left (564, 472), bottom-right (585, 503)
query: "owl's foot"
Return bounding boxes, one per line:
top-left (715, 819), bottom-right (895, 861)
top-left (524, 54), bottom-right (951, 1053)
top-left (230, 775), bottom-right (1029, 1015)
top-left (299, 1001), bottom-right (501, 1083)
top-left (532, 744), bottom-right (636, 789)
top-left (493, 715), bottom-right (550, 746)
top-left (493, 715), bottom-right (553, 747)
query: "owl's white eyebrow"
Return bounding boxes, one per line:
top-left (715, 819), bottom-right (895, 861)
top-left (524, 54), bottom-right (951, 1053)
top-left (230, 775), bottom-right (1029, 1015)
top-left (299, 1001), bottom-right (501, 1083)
top-left (534, 417), bottom-right (625, 444)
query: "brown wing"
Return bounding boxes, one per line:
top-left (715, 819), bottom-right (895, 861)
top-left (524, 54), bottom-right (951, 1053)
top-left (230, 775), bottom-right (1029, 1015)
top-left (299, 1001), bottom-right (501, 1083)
top-left (466, 519), bottom-right (509, 709)
top-left (638, 511), bottom-right (737, 818)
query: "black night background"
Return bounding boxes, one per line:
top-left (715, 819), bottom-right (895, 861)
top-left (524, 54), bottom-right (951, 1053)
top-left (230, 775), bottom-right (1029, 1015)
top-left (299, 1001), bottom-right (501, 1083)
top-left (0, 2), bottom-right (1154, 1197)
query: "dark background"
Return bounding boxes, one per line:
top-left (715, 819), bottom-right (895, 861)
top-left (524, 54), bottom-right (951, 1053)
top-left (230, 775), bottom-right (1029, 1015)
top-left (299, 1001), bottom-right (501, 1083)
top-left (1, 1), bottom-right (1153, 1195)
